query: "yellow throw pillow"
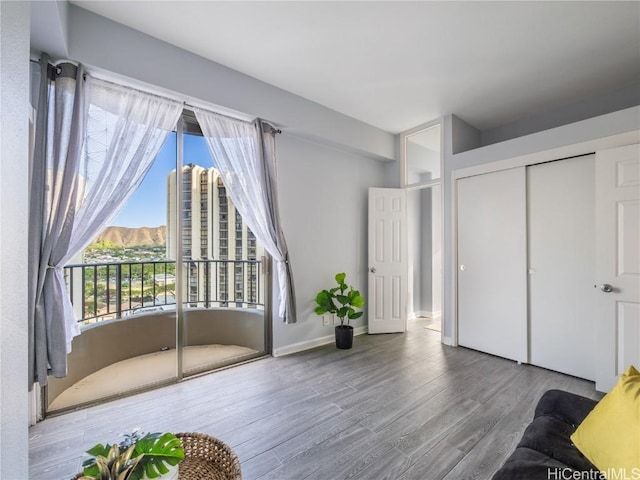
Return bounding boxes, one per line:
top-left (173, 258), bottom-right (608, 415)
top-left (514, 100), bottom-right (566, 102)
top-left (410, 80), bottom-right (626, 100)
top-left (571, 365), bottom-right (640, 476)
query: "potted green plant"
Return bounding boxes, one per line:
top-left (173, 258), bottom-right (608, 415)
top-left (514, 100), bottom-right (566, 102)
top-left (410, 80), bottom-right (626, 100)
top-left (77, 430), bottom-right (184, 480)
top-left (314, 272), bottom-right (365, 349)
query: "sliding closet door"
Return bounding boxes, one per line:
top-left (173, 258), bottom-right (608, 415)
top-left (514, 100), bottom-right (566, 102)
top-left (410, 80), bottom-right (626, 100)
top-left (457, 167), bottom-right (527, 362)
top-left (528, 156), bottom-right (597, 381)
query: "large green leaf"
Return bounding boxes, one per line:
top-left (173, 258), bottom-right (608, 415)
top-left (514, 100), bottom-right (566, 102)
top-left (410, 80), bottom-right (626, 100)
top-left (315, 290), bottom-right (336, 312)
top-left (336, 295), bottom-right (349, 305)
top-left (316, 290), bottom-right (330, 303)
top-left (335, 272), bottom-right (346, 285)
top-left (130, 433), bottom-right (184, 480)
top-left (351, 295), bottom-right (365, 308)
top-left (349, 311), bottom-right (363, 320)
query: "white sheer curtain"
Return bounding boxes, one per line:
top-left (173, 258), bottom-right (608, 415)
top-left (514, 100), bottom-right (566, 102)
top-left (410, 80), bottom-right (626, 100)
top-left (28, 59), bottom-right (182, 386)
top-left (194, 108), bottom-right (296, 323)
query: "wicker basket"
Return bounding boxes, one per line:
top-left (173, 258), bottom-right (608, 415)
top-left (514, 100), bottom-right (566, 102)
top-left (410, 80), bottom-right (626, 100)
top-left (175, 432), bottom-right (242, 480)
top-left (71, 432), bottom-right (242, 480)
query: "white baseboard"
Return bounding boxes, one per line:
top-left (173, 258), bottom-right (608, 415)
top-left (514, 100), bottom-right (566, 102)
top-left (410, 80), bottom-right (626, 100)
top-left (273, 325), bottom-right (368, 357)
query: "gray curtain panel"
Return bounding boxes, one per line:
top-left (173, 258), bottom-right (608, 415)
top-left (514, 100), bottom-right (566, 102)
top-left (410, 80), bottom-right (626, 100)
top-left (195, 108), bottom-right (297, 323)
top-left (256, 120), bottom-right (297, 324)
top-left (28, 57), bottom-right (182, 388)
top-left (28, 57), bottom-right (88, 387)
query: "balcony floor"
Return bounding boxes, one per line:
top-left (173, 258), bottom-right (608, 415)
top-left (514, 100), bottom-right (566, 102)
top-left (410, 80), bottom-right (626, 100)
top-left (49, 344), bottom-right (258, 411)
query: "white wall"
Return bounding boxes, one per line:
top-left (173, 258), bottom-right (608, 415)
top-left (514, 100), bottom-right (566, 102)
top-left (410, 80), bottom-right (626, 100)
top-left (407, 188), bottom-right (433, 317)
top-left (419, 188), bottom-right (433, 314)
top-left (481, 84), bottom-right (640, 146)
top-left (273, 135), bottom-right (387, 352)
top-left (407, 189), bottom-right (421, 316)
top-left (430, 184), bottom-right (442, 317)
top-left (0, 1), bottom-right (30, 477)
top-left (54, 4), bottom-right (395, 162)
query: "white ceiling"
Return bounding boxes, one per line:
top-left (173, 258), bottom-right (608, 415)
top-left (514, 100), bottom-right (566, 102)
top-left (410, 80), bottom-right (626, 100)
top-left (71, 1), bottom-right (640, 134)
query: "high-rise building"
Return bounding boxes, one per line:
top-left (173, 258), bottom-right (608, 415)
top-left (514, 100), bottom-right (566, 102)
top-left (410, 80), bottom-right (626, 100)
top-left (167, 164), bottom-right (264, 308)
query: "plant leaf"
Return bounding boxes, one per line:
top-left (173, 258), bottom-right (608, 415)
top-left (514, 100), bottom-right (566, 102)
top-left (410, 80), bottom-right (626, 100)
top-left (315, 290), bottom-right (337, 313)
top-left (336, 295), bottom-right (349, 305)
top-left (335, 272), bottom-right (346, 285)
top-left (82, 463), bottom-right (100, 478)
top-left (351, 295), bottom-right (365, 308)
top-left (86, 444), bottom-right (112, 458)
top-left (316, 290), bottom-right (330, 303)
top-left (131, 432), bottom-right (184, 479)
top-left (349, 311), bottom-right (363, 320)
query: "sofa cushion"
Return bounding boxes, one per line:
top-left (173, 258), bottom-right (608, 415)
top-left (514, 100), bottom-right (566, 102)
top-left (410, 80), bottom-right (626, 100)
top-left (492, 389), bottom-right (601, 480)
top-left (518, 414), bottom-right (598, 472)
top-left (571, 365), bottom-right (640, 474)
top-left (534, 389), bottom-right (598, 427)
top-left (492, 447), bottom-right (582, 480)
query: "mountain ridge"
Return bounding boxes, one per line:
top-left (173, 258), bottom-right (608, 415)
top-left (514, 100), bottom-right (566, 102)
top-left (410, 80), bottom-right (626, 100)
top-left (95, 226), bottom-right (167, 247)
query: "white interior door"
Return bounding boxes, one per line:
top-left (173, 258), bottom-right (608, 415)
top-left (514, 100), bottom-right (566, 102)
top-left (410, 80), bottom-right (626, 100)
top-left (368, 188), bottom-right (408, 334)
top-left (457, 167), bottom-right (527, 362)
top-left (528, 156), bottom-right (597, 380)
top-left (595, 143), bottom-right (640, 392)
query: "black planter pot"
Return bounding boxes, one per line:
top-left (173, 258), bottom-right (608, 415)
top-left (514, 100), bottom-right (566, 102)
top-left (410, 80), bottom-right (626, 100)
top-left (335, 325), bottom-right (354, 349)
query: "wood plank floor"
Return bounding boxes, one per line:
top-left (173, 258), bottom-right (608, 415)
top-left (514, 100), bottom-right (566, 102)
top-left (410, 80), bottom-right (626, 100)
top-left (29, 318), bottom-right (601, 480)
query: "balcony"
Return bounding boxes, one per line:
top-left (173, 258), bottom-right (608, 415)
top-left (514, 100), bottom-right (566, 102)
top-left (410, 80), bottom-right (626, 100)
top-left (64, 258), bottom-right (263, 325)
top-left (50, 259), bottom-right (266, 412)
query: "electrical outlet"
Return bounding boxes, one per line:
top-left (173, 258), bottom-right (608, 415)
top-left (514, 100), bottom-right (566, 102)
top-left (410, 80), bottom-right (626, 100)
top-left (322, 315), bottom-right (331, 327)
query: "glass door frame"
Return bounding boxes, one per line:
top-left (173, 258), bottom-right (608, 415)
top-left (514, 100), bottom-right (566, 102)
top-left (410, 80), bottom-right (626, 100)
top-left (175, 117), bottom-right (185, 381)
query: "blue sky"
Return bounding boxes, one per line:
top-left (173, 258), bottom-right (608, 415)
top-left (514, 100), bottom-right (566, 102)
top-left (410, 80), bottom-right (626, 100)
top-left (111, 132), bottom-right (214, 228)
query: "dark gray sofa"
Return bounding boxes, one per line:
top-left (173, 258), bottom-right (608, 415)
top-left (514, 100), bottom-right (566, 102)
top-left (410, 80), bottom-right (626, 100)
top-left (492, 389), bottom-right (601, 480)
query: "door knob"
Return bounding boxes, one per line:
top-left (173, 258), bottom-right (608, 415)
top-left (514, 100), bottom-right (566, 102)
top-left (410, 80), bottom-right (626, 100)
top-left (600, 284), bottom-right (613, 293)
top-left (370, 267), bottom-right (376, 273)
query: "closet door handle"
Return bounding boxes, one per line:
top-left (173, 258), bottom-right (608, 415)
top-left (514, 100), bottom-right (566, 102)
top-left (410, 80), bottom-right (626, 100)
top-left (600, 284), bottom-right (613, 293)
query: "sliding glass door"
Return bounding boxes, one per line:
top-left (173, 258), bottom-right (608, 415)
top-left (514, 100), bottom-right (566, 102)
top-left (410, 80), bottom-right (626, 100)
top-left (46, 113), bottom-right (268, 414)
top-left (179, 125), bottom-right (267, 379)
